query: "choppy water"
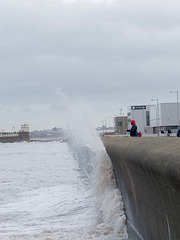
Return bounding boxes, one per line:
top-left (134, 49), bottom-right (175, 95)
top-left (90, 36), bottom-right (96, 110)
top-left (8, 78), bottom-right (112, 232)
top-left (0, 136), bottom-right (128, 240)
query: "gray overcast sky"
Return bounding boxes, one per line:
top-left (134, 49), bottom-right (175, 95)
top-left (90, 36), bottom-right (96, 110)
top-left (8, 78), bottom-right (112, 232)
top-left (1, 0), bottom-right (180, 131)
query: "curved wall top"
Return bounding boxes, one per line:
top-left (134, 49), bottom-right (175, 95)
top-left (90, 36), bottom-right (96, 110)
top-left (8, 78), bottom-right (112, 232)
top-left (103, 137), bottom-right (180, 240)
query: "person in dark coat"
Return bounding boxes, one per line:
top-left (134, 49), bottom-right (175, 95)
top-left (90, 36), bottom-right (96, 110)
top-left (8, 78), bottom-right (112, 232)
top-left (126, 120), bottom-right (137, 137)
top-left (177, 129), bottom-right (180, 137)
top-left (167, 129), bottom-right (171, 137)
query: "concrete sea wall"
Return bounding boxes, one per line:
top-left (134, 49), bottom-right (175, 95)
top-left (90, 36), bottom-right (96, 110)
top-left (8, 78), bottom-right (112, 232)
top-left (102, 137), bottom-right (180, 240)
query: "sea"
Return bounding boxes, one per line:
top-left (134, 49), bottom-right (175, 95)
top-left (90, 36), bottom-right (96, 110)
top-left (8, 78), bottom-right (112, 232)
top-left (0, 127), bottom-right (128, 240)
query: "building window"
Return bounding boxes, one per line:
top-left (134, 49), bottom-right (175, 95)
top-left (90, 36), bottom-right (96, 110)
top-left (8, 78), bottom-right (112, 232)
top-left (117, 122), bottom-right (123, 126)
top-left (146, 111), bottom-right (150, 126)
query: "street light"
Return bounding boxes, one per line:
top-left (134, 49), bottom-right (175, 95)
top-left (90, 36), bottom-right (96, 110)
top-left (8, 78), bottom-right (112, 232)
top-left (105, 117), bottom-right (110, 133)
top-left (105, 118), bottom-right (108, 132)
top-left (119, 107), bottom-right (123, 116)
top-left (151, 98), bottom-right (160, 136)
top-left (169, 91), bottom-right (180, 129)
top-left (100, 120), bottom-right (104, 134)
top-left (109, 116), bottom-right (113, 132)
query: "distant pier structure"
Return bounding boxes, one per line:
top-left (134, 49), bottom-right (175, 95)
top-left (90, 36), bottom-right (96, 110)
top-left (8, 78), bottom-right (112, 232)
top-left (0, 124), bottom-right (30, 143)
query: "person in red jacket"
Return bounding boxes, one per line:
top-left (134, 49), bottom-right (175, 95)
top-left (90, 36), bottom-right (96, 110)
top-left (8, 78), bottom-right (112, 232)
top-left (126, 120), bottom-right (137, 137)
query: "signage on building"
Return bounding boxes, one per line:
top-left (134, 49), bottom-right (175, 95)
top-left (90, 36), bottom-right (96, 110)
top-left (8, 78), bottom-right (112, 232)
top-left (131, 106), bottom-right (146, 110)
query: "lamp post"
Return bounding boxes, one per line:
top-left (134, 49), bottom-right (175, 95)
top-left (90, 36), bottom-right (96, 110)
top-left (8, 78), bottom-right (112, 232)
top-left (119, 107), bottom-right (123, 116)
top-left (151, 98), bottom-right (160, 136)
top-left (100, 120), bottom-right (104, 134)
top-left (169, 91), bottom-right (180, 129)
top-left (114, 115), bottom-right (118, 133)
top-left (109, 116), bottom-right (113, 133)
top-left (105, 118), bottom-right (108, 133)
top-left (106, 117), bottom-right (110, 133)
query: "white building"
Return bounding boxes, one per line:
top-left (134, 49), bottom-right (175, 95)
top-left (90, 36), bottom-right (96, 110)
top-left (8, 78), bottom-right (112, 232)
top-left (150, 102), bottom-right (180, 133)
top-left (127, 102), bottom-right (180, 134)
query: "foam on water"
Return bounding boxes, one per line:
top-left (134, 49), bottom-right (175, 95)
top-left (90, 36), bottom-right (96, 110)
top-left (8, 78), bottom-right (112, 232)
top-left (0, 140), bottom-right (127, 240)
top-left (65, 105), bottom-right (128, 240)
top-left (0, 91), bottom-right (128, 240)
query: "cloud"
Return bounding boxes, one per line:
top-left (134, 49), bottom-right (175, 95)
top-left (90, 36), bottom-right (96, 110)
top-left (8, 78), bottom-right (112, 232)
top-left (21, 107), bottom-right (31, 112)
top-left (0, 0), bottom-right (180, 130)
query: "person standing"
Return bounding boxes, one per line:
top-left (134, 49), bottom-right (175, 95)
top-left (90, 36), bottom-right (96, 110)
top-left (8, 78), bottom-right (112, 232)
top-left (126, 120), bottom-right (137, 137)
top-left (177, 128), bottom-right (180, 137)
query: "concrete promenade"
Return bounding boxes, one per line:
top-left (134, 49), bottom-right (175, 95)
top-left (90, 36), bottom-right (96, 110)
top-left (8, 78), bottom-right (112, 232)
top-left (102, 136), bottom-right (180, 240)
